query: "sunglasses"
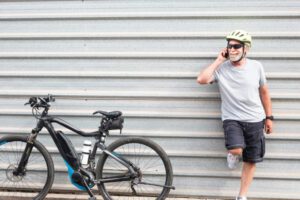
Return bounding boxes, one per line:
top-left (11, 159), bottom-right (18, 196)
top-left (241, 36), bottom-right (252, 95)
top-left (227, 44), bottom-right (244, 49)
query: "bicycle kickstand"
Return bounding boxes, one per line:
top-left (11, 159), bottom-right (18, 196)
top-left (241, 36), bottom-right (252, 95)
top-left (72, 171), bottom-right (97, 200)
top-left (80, 176), bottom-right (97, 200)
top-left (83, 181), bottom-right (97, 200)
top-left (85, 183), bottom-right (97, 200)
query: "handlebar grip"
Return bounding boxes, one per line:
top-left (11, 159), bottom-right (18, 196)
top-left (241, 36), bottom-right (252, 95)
top-left (25, 94), bottom-right (55, 108)
top-left (27, 97), bottom-right (38, 107)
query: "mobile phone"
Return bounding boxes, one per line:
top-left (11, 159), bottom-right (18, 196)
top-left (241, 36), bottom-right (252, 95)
top-left (224, 50), bottom-right (229, 59)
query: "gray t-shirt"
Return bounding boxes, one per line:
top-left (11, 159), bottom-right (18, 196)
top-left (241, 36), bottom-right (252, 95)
top-left (213, 59), bottom-right (267, 122)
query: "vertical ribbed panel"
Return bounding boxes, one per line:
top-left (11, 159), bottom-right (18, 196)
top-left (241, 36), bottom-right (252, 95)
top-left (0, 1), bottom-right (299, 199)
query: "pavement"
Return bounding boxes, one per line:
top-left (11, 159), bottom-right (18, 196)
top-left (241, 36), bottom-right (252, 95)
top-left (0, 192), bottom-right (226, 200)
top-left (44, 194), bottom-right (224, 200)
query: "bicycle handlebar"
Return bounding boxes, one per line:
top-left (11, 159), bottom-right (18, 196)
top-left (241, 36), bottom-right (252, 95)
top-left (25, 94), bottom-right (55, 108)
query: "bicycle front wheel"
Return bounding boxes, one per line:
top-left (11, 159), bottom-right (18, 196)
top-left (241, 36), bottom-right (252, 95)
top-left (0, 135), bottom-right (54, 200)
top-left (96, 137), bottom-right (173, 200)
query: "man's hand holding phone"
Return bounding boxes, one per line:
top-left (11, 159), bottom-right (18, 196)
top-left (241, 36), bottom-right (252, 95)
top-left (217, 48), bottom-right (228, 63)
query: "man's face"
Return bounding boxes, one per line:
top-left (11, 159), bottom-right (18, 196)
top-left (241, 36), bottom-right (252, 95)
top-left (227, 40), bottom-right (246, 62)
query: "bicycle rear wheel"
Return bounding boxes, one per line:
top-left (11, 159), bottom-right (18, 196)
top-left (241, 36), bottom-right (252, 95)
top-left (96, 137), bottom-right (173, 200)
top-left (0, 135), bottom-right (54, 200)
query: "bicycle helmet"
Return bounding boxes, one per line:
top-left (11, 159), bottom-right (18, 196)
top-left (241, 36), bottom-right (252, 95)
top-left (226, 30), bottom-right (252, 47)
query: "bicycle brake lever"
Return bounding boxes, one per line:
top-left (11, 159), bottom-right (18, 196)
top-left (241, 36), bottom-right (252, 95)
top-left (25, 97), bottom-right (38, 107)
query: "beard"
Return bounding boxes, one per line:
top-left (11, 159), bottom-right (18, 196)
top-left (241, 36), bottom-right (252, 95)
top-left (229, 51), bottom-right (244, 62)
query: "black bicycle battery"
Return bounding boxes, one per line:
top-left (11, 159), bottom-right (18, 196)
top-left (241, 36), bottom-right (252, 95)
top-left (56, 131), bottom-right (94, 190)
top-left (56, 130), bottom-right (80, 170)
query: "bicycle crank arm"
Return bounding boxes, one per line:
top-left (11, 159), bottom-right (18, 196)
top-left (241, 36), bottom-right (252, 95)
top-left (140, 181), bottom-right (175, 190)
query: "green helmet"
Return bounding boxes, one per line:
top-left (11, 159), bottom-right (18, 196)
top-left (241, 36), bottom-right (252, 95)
top-left (226, 30), bottom-right (252, 47)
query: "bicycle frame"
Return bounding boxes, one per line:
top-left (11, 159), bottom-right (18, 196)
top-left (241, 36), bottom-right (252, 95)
top-left (46, 116), bottom-right (137, 183)
top-left (16, 109), bottom-right (138, 192)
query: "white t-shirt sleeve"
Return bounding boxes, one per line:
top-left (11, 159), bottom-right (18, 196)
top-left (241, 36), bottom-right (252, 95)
top-left (212, 62), bottom-right (225, 83)
top-left (258, 62), bottom-right (267, 86)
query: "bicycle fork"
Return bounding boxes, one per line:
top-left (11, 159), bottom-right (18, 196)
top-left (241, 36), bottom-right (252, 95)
top-left (14, 131), bottom-right (37, 176)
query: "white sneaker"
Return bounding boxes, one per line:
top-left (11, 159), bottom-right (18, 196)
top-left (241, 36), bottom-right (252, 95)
top-left (227, 152), bottom-right (240, 169)
top-left (236, 196), bottom-right (247, 200)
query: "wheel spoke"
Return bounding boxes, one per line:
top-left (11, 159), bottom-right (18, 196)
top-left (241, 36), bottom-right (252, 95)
top-left (97, 138), bottom-right (172, 200)
top-left (0, 136), bottom-right (53, 199)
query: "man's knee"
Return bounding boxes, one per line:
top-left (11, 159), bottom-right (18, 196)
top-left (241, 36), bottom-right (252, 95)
top-left (229, 148), bottom-right (243, 155)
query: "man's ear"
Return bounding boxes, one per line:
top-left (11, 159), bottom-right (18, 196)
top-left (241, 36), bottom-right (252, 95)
top-left (243, 46), bottom-right (250, 56)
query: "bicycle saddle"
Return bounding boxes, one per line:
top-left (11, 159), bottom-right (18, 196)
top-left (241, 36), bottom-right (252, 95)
top-left (93, 110), bottom-right (122, 118)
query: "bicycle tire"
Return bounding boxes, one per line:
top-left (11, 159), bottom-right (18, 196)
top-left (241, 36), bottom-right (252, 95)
top-left (96, 137), bottom-right (173, 200)
top-left (0, 135), bottom-right (54, 200)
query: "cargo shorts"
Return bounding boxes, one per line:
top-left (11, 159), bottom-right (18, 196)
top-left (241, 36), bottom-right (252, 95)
top-left (223, 120), bottom-right (265, 163)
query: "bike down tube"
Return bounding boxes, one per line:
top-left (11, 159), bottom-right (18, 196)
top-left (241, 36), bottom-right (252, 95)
top-left (42, 120), bottom-right (79, 168)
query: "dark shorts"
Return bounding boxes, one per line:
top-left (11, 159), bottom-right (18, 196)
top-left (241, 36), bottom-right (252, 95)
top-left (223, 120), bottom-right (265, 163)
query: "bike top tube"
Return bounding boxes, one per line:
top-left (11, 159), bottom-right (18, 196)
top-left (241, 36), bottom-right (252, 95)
top-left (45, 117), bottom-right (100, 137)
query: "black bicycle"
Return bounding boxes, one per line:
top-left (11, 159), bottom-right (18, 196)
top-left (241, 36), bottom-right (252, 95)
top-left (0, 95), bottom-right (174, 200)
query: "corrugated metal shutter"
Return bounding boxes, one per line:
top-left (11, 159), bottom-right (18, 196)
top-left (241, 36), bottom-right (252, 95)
top-left (0, 0), bottom-right (299, 199)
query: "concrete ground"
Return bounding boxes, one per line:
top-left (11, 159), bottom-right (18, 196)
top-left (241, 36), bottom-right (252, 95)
top-left (46, 194), bottom-right (223, 200)
top-left (44, 194), bottom-right (224, 200)
top-left (0, 192), bottom-right (225, 200)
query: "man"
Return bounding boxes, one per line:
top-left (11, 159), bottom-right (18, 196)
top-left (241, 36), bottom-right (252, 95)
top-left (197, 30), bottom-right (273, 200)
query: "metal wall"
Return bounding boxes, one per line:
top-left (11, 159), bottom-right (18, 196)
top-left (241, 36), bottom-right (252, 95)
top-left (0, 0), bottom-right (299, 199)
